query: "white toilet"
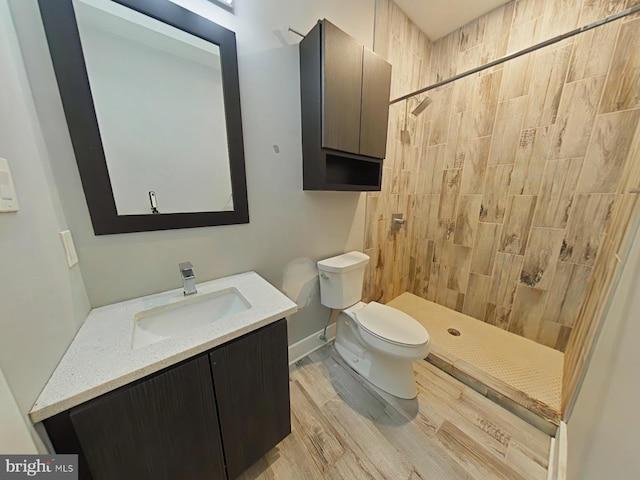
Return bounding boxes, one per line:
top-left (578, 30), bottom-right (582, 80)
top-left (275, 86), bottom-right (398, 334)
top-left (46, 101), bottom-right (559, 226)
top-left (317, 251), bottom-right (430, 399)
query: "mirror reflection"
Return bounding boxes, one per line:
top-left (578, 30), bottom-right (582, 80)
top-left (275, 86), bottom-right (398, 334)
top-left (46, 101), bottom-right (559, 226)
top-left (73, 0), bottom-right (234, 215)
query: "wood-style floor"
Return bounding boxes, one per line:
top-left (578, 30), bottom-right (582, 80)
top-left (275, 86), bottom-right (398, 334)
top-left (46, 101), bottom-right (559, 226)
top-left (239, 345), bottom-right (551, 480)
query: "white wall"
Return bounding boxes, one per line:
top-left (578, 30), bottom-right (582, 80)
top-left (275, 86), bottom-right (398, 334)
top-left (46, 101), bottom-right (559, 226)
top-left (567, 220), bottom-right (640, 479)
top-left (0, 368), bottom-right (37, 453)
top-left (9, 0), bottom-right (373, 344)
top-left (0, 0), bottom-right (90, 451)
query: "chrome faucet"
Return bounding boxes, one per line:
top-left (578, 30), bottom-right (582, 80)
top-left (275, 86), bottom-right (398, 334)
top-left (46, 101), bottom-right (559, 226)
top-left (179, 261), bottom-right (197, 296)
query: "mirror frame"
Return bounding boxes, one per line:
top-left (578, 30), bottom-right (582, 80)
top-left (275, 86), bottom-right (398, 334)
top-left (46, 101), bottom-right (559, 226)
top-left (38, 0), bottom-right (249, 235)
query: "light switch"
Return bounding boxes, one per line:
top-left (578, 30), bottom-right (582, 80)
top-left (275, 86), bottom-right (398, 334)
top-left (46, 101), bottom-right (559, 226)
top-left (0, 157), bottom-right (19, 212)
top-left (59, 230), bottom-right (79, 267)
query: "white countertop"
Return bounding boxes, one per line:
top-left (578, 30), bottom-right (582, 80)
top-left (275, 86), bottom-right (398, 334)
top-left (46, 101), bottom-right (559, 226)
top-left (30, 271), bottom-right (297, 423)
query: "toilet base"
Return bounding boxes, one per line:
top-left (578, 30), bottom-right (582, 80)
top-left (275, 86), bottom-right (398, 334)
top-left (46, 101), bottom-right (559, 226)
top-left (334, 341), bottom-right (418, 399)
top-left (334, 313), bottom-right (419, 399)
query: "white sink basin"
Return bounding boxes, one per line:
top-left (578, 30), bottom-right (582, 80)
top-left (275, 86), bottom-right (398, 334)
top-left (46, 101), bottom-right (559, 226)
top-left (132, 288), bottom-right (250, 349)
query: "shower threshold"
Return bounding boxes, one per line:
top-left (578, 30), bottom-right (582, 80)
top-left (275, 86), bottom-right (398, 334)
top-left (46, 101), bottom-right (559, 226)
top-left (387, 292), bottom-right (562, 436)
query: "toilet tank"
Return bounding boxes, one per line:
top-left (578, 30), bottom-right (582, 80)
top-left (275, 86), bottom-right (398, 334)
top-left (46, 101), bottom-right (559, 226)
top-left (317, 251), bottom-right (370, 309)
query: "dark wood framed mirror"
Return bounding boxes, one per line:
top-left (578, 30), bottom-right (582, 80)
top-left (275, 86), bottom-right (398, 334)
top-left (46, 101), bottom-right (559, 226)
top-left (38, 0), bottom-right (249, 235)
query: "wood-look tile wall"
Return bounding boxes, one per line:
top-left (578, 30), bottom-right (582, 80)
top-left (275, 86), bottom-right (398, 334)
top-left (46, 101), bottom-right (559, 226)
top-left (364, 0), bottom-right (640, 353)
top-left (562, 9), bottom-right (640, 418)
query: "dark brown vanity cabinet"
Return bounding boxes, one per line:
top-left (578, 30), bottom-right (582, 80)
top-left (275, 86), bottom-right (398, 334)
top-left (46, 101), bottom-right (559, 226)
top-left (69, 356), bottom-right (226, 479)
top-left (300, 19), bottom-right (392, 191)
top-left (43, 320), bottom-right (290, 480)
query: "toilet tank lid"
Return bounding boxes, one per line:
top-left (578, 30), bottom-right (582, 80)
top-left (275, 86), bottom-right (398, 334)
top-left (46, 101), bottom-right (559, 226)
top-left (356, 302), bottom-right (430, 346)
top-left (317, 251), bottom-right (370, 273)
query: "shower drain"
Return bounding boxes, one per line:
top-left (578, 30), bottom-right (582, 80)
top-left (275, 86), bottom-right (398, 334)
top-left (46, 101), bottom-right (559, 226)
top-left (447, 328), bottom-right (461, 337)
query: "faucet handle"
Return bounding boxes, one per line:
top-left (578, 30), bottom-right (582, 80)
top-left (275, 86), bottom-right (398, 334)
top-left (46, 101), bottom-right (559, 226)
top-left (179, 261), bottom-right (194, 273)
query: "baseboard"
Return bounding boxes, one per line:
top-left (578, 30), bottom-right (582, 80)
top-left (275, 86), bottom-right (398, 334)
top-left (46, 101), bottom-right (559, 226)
top-left (548, 421), bottom-right (567, 480)
top-left (288, 323), bottom-right (336, 365)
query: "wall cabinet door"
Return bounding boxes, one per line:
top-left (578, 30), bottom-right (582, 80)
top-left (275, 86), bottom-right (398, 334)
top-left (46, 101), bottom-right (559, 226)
top-left (210, 319), bottom-right (290, 480)
top-left (360, 48), bottom-right (392, 158)
top-left (300, 19), bottom-right (391, 190)
top-left (69, 356), bottom-right (225, 480)
top-left (322, 20), bottom-right (363, 154)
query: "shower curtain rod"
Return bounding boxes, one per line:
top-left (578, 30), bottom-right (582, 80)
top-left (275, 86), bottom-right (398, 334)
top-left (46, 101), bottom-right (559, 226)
top-left (389, 4), bottom-right (640, 106)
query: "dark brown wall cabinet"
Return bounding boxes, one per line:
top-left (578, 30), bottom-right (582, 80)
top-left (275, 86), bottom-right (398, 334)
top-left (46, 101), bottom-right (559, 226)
top-left (44, 320), bottom-right (290, 480)
top-left (300, 19), bottom-right (392, 191)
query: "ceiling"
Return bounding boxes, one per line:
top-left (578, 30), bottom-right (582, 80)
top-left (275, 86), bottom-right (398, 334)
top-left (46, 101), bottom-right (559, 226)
top-left (394, 0), bottom-right (512, 41)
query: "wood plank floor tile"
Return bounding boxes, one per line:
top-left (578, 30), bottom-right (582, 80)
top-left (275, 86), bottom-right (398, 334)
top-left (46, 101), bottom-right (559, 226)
top-left (322, 398), bottom-right (415, 480)
top-left (237, 428), bottom-right (325, 480)
top-left (374, 403), bottom-right (475, 480)
top-left (435, 421), bottom-right (529, 480)
top-left (413, 372), bottom-right (512, 460)
top-left (324, 450), bottom-right (379, 480)
top-left (289, 380), bottom-right (346, 473)
top-left (248, 346), bottom-right (551, 480)
top-left (289, 357), bottom-right (338, 408)
top-left (307, 348), bottom-right (388, 420)
top-left (416, 362), bottom-right (551, 466)
top-left (505, 441), bottom-right (548, 480)
top-left (456, 387), bottom-right (551, 460)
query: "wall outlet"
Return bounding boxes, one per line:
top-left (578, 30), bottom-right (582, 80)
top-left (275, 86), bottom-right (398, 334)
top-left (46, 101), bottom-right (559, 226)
top-left (0, 157), bottom-right (19, 213)
top-left (59, 230), bottom-right (79, 267)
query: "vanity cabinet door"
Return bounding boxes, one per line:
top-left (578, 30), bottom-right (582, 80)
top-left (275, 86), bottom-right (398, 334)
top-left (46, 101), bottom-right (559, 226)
top-left (69, 355), bottom-right (225, 480)
top-left (210, 319), bottom-right (290, 479)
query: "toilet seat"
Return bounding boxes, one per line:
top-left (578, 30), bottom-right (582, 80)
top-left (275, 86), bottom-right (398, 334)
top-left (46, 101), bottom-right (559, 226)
top-left (355, 302), bottom-right (430, 347)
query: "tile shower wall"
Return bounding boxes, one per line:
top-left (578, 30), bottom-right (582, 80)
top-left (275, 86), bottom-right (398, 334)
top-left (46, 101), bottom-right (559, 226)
top-left (364, 0), bottom-right (640, 352)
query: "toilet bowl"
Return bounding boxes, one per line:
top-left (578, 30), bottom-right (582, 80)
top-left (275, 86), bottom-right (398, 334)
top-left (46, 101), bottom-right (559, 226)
top-left (317, 252), bottom-right (430, 399)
